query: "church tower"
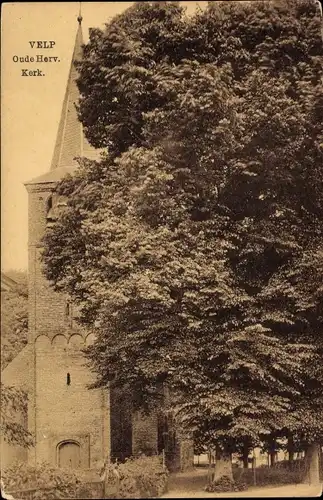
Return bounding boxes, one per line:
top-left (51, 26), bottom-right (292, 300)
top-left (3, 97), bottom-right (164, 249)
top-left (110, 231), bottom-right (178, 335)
top-left (21, 13), bottom-right (193, 473)
top-left (24, 15), bottom-right (110, 470)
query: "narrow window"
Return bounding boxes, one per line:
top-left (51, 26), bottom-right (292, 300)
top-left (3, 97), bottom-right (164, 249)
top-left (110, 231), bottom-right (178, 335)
top-left (65, 301), bottom-right (70, 317)
top-left (47, 196), bottom-right (53, 211)
top-left (67, 373), bottom-right (71, 386)
top-left (46, 196), bottom-right (55, 222)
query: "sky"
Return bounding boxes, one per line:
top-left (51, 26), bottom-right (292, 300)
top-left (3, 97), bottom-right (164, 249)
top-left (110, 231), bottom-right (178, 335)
top-left (1, 1), bottom-right (207, 272)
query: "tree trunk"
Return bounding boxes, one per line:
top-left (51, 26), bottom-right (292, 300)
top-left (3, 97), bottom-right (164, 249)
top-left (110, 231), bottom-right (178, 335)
top-left (269, 451), bottom-right (276, 467)
top-left (242, 441), bottom-right (249, 469)
top-left (207, 450), bottom-right (213, 485)
top-left (304, 442), bottom-right (320, 485)
top-left (268, 435), bottom-right (276, 467)
top-left (214, 445), bottom-right (233, 481)
top-left (287, 435), bottom-right (294, 469)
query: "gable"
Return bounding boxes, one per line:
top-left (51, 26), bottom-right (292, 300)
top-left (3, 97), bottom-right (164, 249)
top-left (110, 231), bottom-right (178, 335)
top-left (1, 345), bottom-right (31, 391)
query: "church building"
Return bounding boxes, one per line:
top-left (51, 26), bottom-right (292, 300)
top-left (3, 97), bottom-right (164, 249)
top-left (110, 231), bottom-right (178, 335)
top-left (1, 15), bottom-right (193, 473)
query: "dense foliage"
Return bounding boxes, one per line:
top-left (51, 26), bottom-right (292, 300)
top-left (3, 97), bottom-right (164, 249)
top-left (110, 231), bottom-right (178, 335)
top-left (104, 455), bottom-right (168, 499)
top-left (232, 464), bottom-right (304, 487)
top-left (0, 384), bottom-right (33, 448)
top-left (1, 270), bottom-right (28, 369)
top-left (42, 0), bottom-right (323, 463)
top-left (2, 461), bottom-right (84, 500)
top-left (1, 272), bottom-right (31, 448)
top-left (205, 474), bottom-right (247, 492)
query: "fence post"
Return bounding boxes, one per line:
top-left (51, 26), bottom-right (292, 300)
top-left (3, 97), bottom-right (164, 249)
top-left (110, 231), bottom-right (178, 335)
top-left (116, 475), bottom-right (120, 499)
top-left (162, 449), bottom-right (166, 469)
top-left (113, 461), bottom-right (120, 499)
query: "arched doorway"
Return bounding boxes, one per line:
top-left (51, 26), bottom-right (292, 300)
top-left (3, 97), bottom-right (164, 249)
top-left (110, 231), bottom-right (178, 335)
top-left (57, 440), bottom-right (81, 468)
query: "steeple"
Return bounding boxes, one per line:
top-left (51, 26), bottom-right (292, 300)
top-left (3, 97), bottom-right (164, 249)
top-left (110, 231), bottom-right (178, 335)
top-left (25, 13), bottom-right (100, 187)
top-left (49, 14), bottom-right (97, 172)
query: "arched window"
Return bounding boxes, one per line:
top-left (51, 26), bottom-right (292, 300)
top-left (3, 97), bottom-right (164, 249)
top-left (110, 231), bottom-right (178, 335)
top-left (46, 194), bottom-right (69, 224)
top-left (67, 373), bottom-right (71, 385)
top-left (57, 440), bottom-right (80, 468)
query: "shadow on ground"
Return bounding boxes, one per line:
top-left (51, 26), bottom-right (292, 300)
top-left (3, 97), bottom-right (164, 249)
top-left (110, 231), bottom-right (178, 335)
top-left (161, 468), bottom-right (323, 498)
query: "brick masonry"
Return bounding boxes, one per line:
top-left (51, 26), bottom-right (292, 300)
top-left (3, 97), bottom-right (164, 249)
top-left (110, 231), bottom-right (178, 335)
top-left (25, 182), bottom-right (110, 469)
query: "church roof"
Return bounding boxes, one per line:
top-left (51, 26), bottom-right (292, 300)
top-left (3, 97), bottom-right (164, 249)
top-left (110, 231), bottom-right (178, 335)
top-left (25, 16), bottom-right (100, 187)
top-left (1, 272), bottom-right (18, 293)
top-left (1, 345), bottom-right (31, 388)
top-left (24, 166), bottom-right (77, 186)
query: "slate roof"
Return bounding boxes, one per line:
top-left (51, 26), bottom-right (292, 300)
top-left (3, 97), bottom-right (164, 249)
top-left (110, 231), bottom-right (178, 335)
top-left (1, 273), bottom-right (19, 292)
top-left (24, 166), bottom-right (77, 186)
top-left (25, 17), bottom-right (100, 186)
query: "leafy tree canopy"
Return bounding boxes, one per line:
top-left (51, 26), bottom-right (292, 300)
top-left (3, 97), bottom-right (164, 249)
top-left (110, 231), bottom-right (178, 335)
top-left (42, 0), bottom-right (323, 452)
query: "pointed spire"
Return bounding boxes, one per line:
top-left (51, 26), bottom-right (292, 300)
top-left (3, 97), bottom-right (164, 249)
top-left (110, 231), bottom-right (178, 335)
top-left (77, 1), bottom-right (83, 26)
top-left (50, 12), bottom-right (98, 171)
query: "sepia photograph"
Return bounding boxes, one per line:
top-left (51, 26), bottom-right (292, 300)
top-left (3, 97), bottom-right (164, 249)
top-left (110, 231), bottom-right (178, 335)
top-left (1, 1), bottom-right (323, 498)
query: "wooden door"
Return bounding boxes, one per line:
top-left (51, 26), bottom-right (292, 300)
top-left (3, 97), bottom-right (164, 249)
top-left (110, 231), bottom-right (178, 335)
top-left (58, 441), bottom-right (80, 468)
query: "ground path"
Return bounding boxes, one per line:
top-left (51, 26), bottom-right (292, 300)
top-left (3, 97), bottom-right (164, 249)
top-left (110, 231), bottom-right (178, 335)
top-left (161, 468), bottom-right (322, 498)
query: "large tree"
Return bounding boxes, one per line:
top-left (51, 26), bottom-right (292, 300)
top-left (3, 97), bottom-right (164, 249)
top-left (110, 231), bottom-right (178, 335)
top-left (42, 0), bottom-right (323, 484)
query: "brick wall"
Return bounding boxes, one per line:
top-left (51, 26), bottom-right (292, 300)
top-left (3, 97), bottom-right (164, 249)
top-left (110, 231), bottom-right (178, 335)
top-left (27, 185), bottom-right (75, 342)
top-left (25, 183), bottom-right (110, 469)
top-left (34, 335), bottom-right (109, 468)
